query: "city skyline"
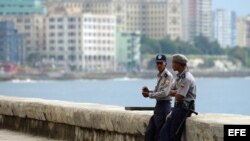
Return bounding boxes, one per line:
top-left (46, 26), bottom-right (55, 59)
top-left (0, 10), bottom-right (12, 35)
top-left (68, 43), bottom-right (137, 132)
top-left (213, 0), bottom-right (250, 16)
top-left (1, 0), bottom-right (250, 72)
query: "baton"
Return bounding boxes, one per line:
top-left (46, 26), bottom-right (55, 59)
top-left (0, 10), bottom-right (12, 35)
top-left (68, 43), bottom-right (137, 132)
top-left (175, 101), bottom-right (198, 136)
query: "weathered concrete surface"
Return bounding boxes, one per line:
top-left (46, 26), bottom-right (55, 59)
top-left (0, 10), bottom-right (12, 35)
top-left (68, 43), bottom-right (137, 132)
top-left (0, 95), bottom-right (250, 141)
top-left (183, 113), bottom-right (250, 141)
top-left (0, 95), bottom-right (151, 141)
top-left (0, 129), bottom-right (62, 141)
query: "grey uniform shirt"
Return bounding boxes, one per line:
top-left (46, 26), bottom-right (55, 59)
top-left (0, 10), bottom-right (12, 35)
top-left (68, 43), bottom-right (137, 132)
top-left (173, 68), bottom-right (196, 102)
top-left (149, 69), bottom-right (173, 101)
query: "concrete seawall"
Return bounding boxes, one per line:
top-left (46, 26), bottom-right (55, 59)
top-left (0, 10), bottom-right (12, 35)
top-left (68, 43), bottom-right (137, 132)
top-left (0, 95), bottom-right (250, 141)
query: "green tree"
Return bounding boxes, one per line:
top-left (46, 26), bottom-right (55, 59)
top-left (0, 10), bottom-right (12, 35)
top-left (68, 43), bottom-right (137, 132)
top-left (158, 37), bottom-right (177, 54)
top-left (174, 39), bottom-right (201, 54)
top-left (141, 36), bottom-right (201, 55)
top-left (193, 35), bottom-right (224, 55)
top-left (227, 47), bottom-right (250, 67)
top-left (141, 35), bottom-right (226, 56)
top-left (140, 35), bottom-right (159, 54)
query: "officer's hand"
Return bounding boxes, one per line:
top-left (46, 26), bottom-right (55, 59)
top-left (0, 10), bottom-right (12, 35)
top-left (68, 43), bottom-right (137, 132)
top-left (142, 92), bottom-right (149, 98)
top-left (142, 86), bottom-right (149, 92)
top-left (142, 86), bottom-right (149, 97)
top-left (169, 90), bottom-right (177, 97)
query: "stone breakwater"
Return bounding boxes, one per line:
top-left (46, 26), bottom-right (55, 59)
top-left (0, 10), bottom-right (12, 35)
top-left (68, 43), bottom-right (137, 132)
top-left (0, 95), bottom-right (250, 141)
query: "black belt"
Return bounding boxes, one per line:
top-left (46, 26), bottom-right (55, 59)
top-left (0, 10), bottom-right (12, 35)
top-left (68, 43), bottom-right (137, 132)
top-left (174, 101), bottom-right (195, 110)
top-left (156, 100), bottom-right (171, 103)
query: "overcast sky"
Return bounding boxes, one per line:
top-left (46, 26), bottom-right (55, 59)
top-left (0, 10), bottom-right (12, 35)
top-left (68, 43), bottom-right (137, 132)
top-left (213, 0), bottom-right (250, 16)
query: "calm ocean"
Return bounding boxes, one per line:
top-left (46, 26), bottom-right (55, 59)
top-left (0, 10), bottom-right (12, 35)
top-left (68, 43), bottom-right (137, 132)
top-left (0, 77), bottom-right (250, 116)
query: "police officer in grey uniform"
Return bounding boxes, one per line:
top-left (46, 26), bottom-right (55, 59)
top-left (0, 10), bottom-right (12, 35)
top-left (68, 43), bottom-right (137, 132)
top-left (142, 54), bottom-right (173, 141)
top-left (159, 54), bottom-right (196, 141)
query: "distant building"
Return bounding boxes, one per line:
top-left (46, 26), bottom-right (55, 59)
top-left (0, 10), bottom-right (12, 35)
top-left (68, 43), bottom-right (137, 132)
top-left (116, 29), bottom-right (141, 72)
top-left (82, 14), bottom-right (117, 72)
top-left (45, 14), bottom-right (82, 71)
top-left (45, 13), bottom-right (117, 72)
top-left (195, 0), bottom-right (212, 39)
top-left (0, 0), bottom-right (46, 66)
top-left (0, 15), bottom-right (46, 66)
top-left (182, 0), bottom-right (212, 41)
top-left (182, 0), bottom-right (196, 41)
top-left (0, 22), bottom-right (23, 65)
top-left (0, 0), bottom-right (46, 16)
top-left (214, 9), bottom-right (237, 48)
top-left (237, 16), bottom-right (250, 48)
top-left (247, 16), bottom-right (250, 48)
top-left (167, 0), bottom-right (183, 40)
top-left (46, 0), bottom-right (172, 40)
top-left (237, 17), bottom-right (247, 47)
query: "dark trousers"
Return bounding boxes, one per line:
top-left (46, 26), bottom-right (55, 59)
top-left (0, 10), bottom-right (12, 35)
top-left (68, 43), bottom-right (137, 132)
top-left (159, 107), bottom-right (189, 141)
top-left (144, 100), bottom-right (171, 141)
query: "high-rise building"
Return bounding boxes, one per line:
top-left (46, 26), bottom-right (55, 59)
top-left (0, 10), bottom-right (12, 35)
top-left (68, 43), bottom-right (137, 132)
top-left (214, 9), bottom-right (237, 48)
top-left (45, 13), bottom-right (117, 72)
top-left (237, 17), bottom-right (247, 47)
top-left (195, 0), bottom-right (212, 39)
top-left (237, 16), bottom-right (250, 48)
top-left (0, 22), bottom-right (23, 64)
top-left (232, 13), bottom-right (237, 47)
top-left (167, 0), bottom-right (183, 40)
top-left (46, 0), bottom-right (170, 40)
top-left (0, 0), bottom-right (46, 16)
top-left (182, 0), bottom-right (196, 41)
top-left (182, 0), bottom-right (212, 41)
top-left (246, 16), bottom-right (250, 47)
top-left (126, 0), bottom-right (168, 40)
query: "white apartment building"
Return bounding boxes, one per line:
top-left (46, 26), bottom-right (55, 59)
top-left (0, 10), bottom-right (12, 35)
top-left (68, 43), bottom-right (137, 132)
top-left (45, 14), bottom-right (82, 71)
top-left (82, 14), bottom-right (116, 72)
top-left (214, 10), bottom-right (237, 48)
top-left (196, 0), bottom-right (212, 39)
top-left (45, 13), bottom-right (116, 72)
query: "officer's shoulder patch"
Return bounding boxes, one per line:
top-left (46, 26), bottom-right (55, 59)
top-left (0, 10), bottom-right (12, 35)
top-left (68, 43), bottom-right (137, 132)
top-left (164, 72), bottom-right (168, 78)
top-left (165, 79), bottom-right (170, 85)
top-left (181, 73), bottom-right (186, 79)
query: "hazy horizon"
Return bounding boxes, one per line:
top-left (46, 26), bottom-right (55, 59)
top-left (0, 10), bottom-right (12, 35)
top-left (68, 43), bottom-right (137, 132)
top-left (213, 0), bottom-right (250, 16)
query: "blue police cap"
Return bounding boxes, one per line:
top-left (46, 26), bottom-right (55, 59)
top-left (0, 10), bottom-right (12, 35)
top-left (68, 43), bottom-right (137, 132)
top-left (155, 54), bottom-right (167, 63)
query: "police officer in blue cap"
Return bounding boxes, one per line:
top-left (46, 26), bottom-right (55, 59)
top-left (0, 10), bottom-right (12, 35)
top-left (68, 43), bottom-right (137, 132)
top-left (159, 54), bottom-right (196, 141)
top-left (142, 54), bottom-right (173, 141)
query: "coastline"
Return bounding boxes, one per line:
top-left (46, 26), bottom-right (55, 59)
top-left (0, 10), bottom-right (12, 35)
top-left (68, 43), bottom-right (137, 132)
top-left (1, 70), bottom-right (250, 81)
